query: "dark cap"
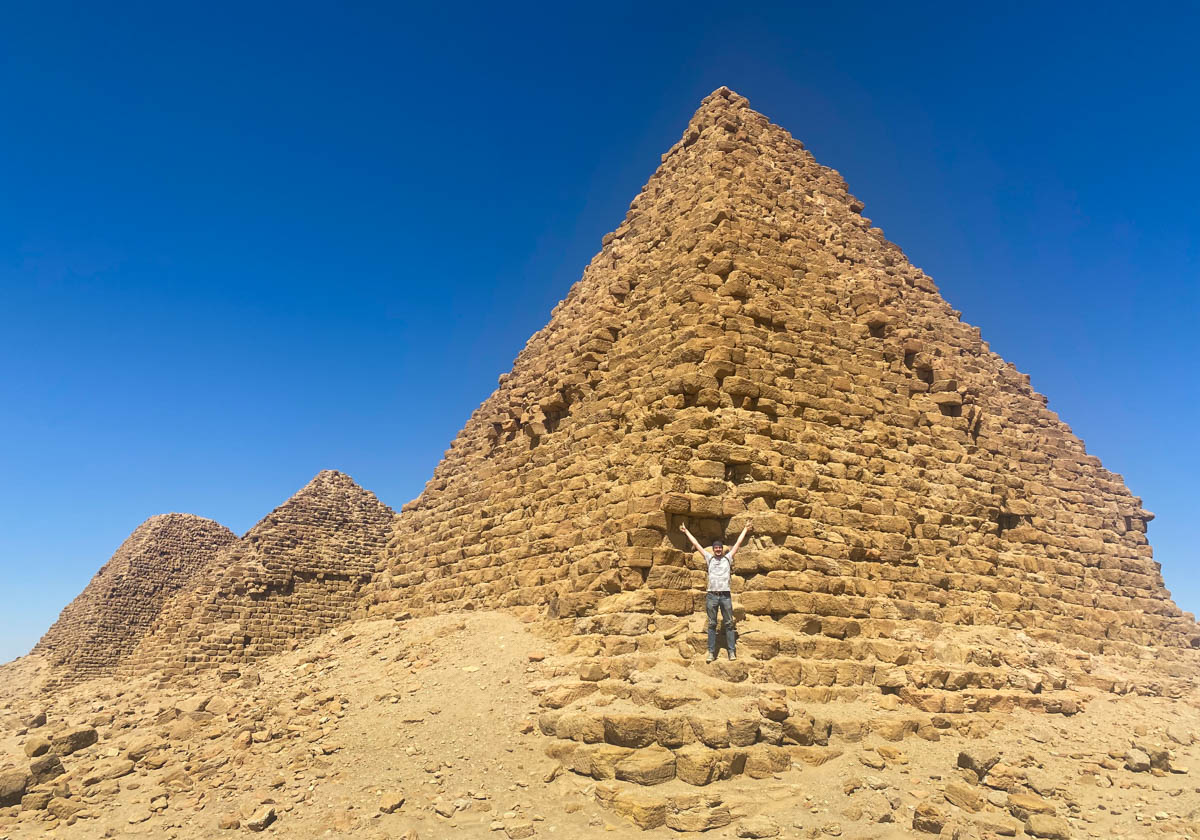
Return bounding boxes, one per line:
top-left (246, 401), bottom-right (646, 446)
top-left (711, 540), bottom-right (724, 548)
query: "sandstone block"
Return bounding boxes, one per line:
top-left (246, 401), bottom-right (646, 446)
top-left (675, 745), bottom-right (721, 786)
top-left (943, 780), bottom-right (983, 812)
top-left (615, 745), bottom-right (676, 785)
top-left (1124, 748), bottom-right (1151, 772)
top-left (1006, 792), bottom-right (1056, 820)
top-left (757, 693), bottom-right (789, 721)
top-left (727, 716), bottom-right (759, 747)
top-left (29, 753), bottom-right (65, 784)
top-left (736, 815), bottom-right (781, 837)
top-left (604, 714), bottom-right (658, 748)
top-left (47, 797), bottom-right (83, 820)
top-left (595, 784), bottom-right (666, 829)
top-left (0, 769), bottom-right (31, 807)
top-left (1025, 813), bottom-right (1072, 839)
top-left (956, 748), bottom-right (1000, 781)
top-left (246, 805), bottom-right (277, 831)
top-left (23, 735), bottom-right (51, 758)
top-left (912, 801), bottom-right (946, 833)
top-left (665, 793), bottom-right (731, 831)
top-left (51, 725), bottom-right (98, 755)
top-left (20, 789), bottom-right (53, 811)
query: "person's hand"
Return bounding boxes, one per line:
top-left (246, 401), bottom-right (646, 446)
top-left (678, 522), bottom-right (688, 533)
top-left (744, 522), bottom-right (753, 534)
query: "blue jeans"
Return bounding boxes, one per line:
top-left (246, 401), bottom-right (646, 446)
top-left (705, 591), bottom-right (736, 656)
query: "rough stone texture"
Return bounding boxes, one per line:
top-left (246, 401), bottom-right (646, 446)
top-left (0, 769), bottom-right (30, 807)
top-left (32, 514), bottom-right (237, 684)
top-left (360, 86), bottom-right (1199, 661)
top-left (1025, 813), bottom-right (1072, 839)
top-left (50, 725), bottom-right (97, 755)
top-left (351, 87), bottom-right (1200, 830)
top-left (122, 471), bottom-right (394, 676)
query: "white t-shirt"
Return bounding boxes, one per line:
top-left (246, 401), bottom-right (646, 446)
top-left (703, 549), bottom-right (735, 592)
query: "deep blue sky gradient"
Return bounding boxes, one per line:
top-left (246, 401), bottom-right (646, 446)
top-left (2, 2), bottom-right (1197, 662)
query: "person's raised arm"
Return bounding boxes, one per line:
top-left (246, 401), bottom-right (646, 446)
top-left (678, 522), bottom-right (706, 554)
top-left (728, 522), bottom-right (752, 560)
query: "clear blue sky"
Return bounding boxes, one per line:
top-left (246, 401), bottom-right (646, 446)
top-left (2, 2), bottom-right (1197, 663)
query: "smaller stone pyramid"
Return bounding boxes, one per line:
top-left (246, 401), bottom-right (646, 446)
top-left (123, 470), bottom-right (395, 677)
top-left (32, 513), bottom-right (238, 684)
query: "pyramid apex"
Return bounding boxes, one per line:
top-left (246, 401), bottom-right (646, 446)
top-left (304, 469), bottom-right (358, 488)
top-left (140, 512), bottom-right (229, 530)
top-left (697, 86), bottom-right (752, 112)
top-left (285, 469), bottom-right (393, 510)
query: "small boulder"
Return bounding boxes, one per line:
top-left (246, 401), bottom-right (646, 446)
top-left (47, 797), bottom-right (83, 820)
top-left (982, 762), bottom-right (1025, 791)
top-left (1007, 792), bottom-right (1056, 821)
top-left (51, 725), bottom-right (98, 755)
top-left (24, 735), bottom-right (51, 758)
top-left (1026, 770), bottom-right (1058, 797)
top-left (1148, 747), bottom-right (1171, 771)
top-left (757, 694), bottom-right (789, 722)
top-left (1025, 813), bottom-right (1072, 839)
top-left (0, 769), bottom-right (31, 807)
top-left (124, 734), bottom-right (162, 763)
top-left (975, 814), bottom-right (1022, 836)
top-left (21, 789), bottom-right (53, 811)
top-left (1166, 725), bottom-right (1194, 746)
top-left (736, 815), bottom-right (781, 837)
top-left (579, 663), bottom-right (605, 681)
top-left (943, 781), bottom-right (983, 812)
top-left (504, 822), bottom-right (535, 839)
top-left (246, 805), bottom-right (276, 831)
top-left (29, 753), bottom-right (66, 784)
top-left (1124, 749), bottom-right (1151, 772)
top-left (956, 748), bottom-right (1000, 781)
top-left (912, 802), bottom-right (946, 833)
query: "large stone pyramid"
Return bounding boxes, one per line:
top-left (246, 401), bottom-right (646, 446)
top-left (31, 513), bottom-right (238, 684)
top-left (354, 88), bottom-right (1199, 821)
top-left (362, 86), bottom-right (1195, 652)
top-left (123, 470), bottom-right (395, 677)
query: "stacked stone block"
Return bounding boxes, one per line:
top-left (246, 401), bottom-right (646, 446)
top-left (32, 514), bottom-right (237, 685)
top-left (122, 470), bottom-right (395, 676)
top-left (361, 87), bottom-right (1198, 657)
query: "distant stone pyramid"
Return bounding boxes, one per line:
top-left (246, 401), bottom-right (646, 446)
top-left (32, 513), bottom-right (237, 684)
top-left (363, 86), bottom-right (1196, 653)
top-left (123, 470), bottom-right (394, 676)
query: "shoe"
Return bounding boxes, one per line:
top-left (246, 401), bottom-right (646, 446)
top-left (728, 653), bottom-right (737, 661)
top-left (705, 652), bottom-right (716, 663)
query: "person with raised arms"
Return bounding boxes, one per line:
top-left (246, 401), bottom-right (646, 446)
top-left (679, 521), bottom-right (751, 663)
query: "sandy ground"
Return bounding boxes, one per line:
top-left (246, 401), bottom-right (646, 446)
top-left (1, 611), bottom-right (1199, 839)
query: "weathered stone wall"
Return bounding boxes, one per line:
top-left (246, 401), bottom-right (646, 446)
top-left (123, 471), bottom-right (395, 676)
top-left (362, 87), bottom-right (1198, 653)
top-left (32, 514), bottom-right (237, 684)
